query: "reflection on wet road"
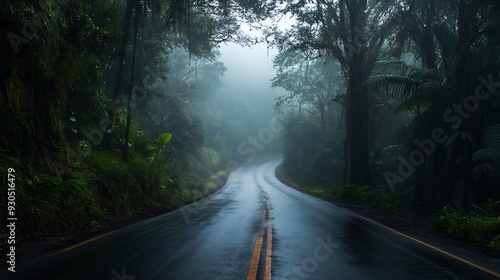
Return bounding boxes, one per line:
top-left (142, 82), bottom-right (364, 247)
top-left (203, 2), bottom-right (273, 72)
top-left (8, 157), bottom-right (500, 280)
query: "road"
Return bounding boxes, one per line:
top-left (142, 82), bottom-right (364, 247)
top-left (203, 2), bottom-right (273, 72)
top-left (6, 157), bottom-right (500, 280)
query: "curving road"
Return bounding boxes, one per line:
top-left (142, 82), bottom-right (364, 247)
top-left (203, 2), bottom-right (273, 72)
top-left (6, 157), bottom-right (500, 279)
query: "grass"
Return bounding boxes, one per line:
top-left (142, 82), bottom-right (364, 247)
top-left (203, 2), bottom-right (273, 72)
top-left (430, 201), bottom-right (500, 251)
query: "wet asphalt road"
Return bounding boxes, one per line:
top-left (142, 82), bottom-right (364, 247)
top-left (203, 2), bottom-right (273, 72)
top-left (5, 157), bottom-right (500, 280)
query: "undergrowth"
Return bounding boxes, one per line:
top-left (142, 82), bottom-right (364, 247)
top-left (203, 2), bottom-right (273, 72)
top-left (0, 145), bottom-right (226, 241)
top-left (430, 201), bottom-right (500, 250)
top-left (330, 184), bottom-right (407, 216)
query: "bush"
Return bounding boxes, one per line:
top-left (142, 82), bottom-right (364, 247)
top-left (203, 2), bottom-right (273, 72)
top-left (0, 153), bottom-right (103, 239)
top-left (0, 138), bottom-right (227, 241)
top-left (430, 202), bottom-right (500, 250)
top-left (331, 184), bottom-right (406, 216)
top-left (85, 150), bottom-right (182, 216)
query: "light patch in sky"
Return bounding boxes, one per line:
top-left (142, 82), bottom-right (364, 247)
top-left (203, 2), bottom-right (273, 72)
top-left (217, 13), bottom-right (294, 99)
top-left (218, 42), bottom-right (279, 97)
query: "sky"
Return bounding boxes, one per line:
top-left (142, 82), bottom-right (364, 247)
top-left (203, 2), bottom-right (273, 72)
top-left (218, 43), bottom-right (282, 102)
top-left (214, 39), bottom-right (285, 133)
top-left (215, 17), bottom-right (294, 132)
top-left (217, 15), bottom-right (295, 97)
top-left (219, 42), bottom-right (277, 94)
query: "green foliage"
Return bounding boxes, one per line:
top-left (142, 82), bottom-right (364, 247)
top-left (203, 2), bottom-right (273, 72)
top-left (279, 111), bottom-right (344, 188)
top-left (85, 150), bottom-right (178, 216)
top-left (473, 124), bottom-right (500, 165)
top-left (331, 185), bottom-right (407, 216)
top-left (368, 61), bottom-right (446, 113)
top-left (203, 105), bottom-right (248, 150)
top-left (277, 164), bottom-right (407, 217)
top-left (280, 115), bottom-right (322, 183)
top-left (271, 50), bottom-right (342, 116)
top-left (0, 140), bottom-right (228, 240)
top-left (304, 141), bottom-right (344, 187)
top-left (0, 154), bottom-right (102, 239)
top-left (430, 202), bottom-right (500, 250)
top-left (177, 147), bottom-right (227, 198)
top-left (472, 124), bottom-right (500, 188)
top-left (0, 0), bottom-right (269, 243)
top-left (149, 132), bottom-right (173, 164)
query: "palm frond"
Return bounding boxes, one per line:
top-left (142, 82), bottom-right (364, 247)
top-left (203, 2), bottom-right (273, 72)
top-left (396, 94), bottom-right (426, 113)
top-left (446, 131), bottom-right (474, 147)
top-left (407, 68), bottom-right (444, 81)
top-left (369, 58), bottom-right (446, 113)
top-left (472, 149), bottom-right (500, 163)
top-left (472, 124), bottom-right (500, 164)
top-left (434, 22), bottom-right (457, 72)
top-left (368, 74), bottom-right (422, 101)
top-left (481, 124), bottom-right (500, 149)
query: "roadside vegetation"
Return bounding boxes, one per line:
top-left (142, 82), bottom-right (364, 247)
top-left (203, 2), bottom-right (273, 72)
top-left (276, 166), bottom-right (408, 217)
top-left (278, 164), bottom-right (500, 251)
top-left (430, 202), bottom-right (500, 251)
top-left (1, 0), bottom-right (500, 255)
top-left (271, 0), bottom-right (500, 252)
top-left (0, 138), bottom-right (226, 240)
top-left (0, 0), bottom-right (272, 241)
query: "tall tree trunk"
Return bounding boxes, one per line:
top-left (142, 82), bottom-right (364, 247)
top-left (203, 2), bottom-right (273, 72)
top-left (345, 0), bottom-right (371, 185)
top-left (342, 132), bottom-right (350, 185)
top-left (412, 109), bottom-right (426, 217)
top-left (447, 0), bottom-right (480, 207)
top-left (414, 0), bottom-right (436, 214)
top-left (319, 100), bottom-right (326, 141)
top-left (104, 0), bottom-right (134, 148)
top-left (421, 0), bottom-right (437, 69)
top-left (124, 6), bottom-right (140, 160)
top-left (346, 63), bottom-right (370, 184)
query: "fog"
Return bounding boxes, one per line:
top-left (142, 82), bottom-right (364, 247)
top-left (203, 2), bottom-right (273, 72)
top-left (200, 42), bottom-right (287, 160)
top-left (3, 1), bottom-right (499, 257)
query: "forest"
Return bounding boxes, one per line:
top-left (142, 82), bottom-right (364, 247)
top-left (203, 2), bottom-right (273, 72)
top-left (1, 0), bottom-right (499, 254)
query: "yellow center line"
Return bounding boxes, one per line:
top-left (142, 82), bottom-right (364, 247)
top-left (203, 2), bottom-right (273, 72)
top-left (247, 237), bottom-right (263, 280)
top-left (247, 206), bottom-right (267, 280)
top-left (263, 204), bottom-right (272, 280)
top-left (250, 163), bottom-right (273, 280)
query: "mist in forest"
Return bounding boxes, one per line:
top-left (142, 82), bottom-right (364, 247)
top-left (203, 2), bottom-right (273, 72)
top-left (2, 0), bottom-right (499, 255)
top-left (213, 43), bottom-right (286, 159)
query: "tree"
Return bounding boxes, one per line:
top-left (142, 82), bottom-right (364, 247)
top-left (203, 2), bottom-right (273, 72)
top-left (105, 0), bottom-right (274, 150)
top-left (369, 0), bottom-right (500, 211)
top-left (272, 49), bottom-right (342, 140)
top-left (0, 0), bottom-right (119, 174)
top-left (269, 0), bottom-right (399, 185)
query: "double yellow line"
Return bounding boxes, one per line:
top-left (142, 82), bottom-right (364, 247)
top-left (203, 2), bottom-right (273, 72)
top-left (247, 202), bottom-right (272, 280)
